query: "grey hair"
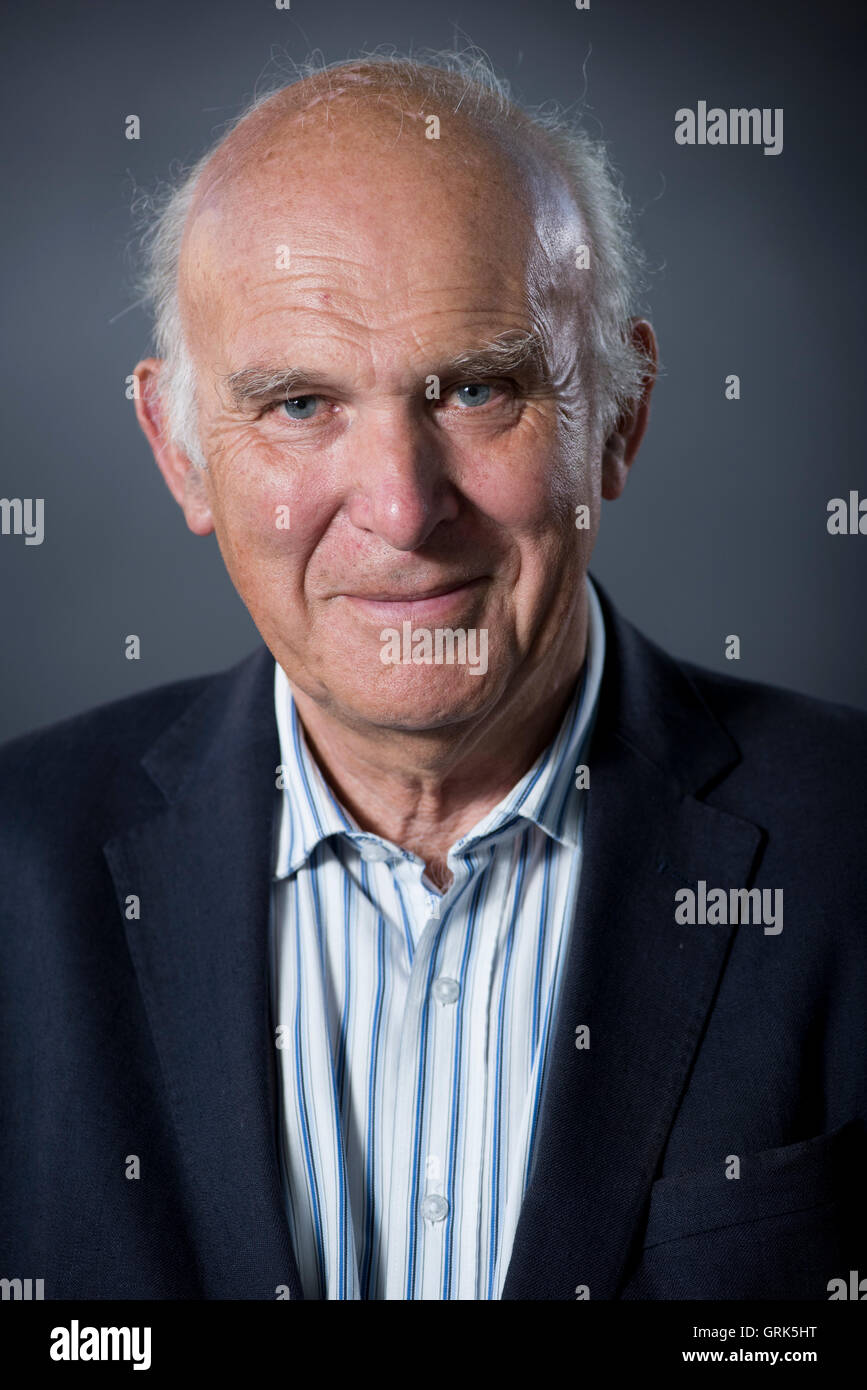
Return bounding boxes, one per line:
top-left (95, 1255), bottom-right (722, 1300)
top-left (133, 45), bottom-right (652, 467)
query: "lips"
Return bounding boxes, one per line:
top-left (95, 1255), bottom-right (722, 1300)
top-left (337, 576), bottom-right (486, 621)
top-left (346, 579), bottom-right (480, 602)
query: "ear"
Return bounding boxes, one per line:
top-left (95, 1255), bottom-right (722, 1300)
top-left (132, 358), bottom-right (215, 536)
top-left (601, 319), bottom-right (658, 501)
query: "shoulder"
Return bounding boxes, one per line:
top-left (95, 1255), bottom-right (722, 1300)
top-left (0, 652), bottom-right (266, 839)
top-left (682, 658), bottom-right (867, 768)
top-left (676, 659), bottom-right (867, 839)
top-left (595, 580), bottom-right (867, 806)
top-left (0, 672), bottom-right (209, 781)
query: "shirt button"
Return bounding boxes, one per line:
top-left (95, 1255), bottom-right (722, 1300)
top-left (432, 977), bottom-right (460, 1004)
top-left (421, 1194), bottom-right (449, 1222)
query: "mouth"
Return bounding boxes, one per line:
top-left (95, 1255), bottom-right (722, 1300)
top-left (338, 577), bottom-right (487, 622)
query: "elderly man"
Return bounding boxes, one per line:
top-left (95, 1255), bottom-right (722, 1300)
top-left (0, 54), bottom-right (865, 1303)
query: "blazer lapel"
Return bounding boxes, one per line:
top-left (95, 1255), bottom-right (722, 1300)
top-left (502, 587), bottom-right (764, 1299)
top-left (103, 646), bottom-right (304, 1299)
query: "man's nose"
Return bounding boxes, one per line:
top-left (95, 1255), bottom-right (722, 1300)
top-left (344, 406), bottom-right (460, 551)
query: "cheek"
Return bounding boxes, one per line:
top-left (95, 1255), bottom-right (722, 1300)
top-left (460, 408), bottom-right (593, 535)
top-left (205, 434), bottom-right (334, 590)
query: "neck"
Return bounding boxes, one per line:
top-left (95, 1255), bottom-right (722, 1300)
top-left (287, 594), bottom-right (589, 883)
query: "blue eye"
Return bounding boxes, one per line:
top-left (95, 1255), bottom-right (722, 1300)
top-left (454, 383), bottom-right (492, 407)
top-left (283, 396), bottom-right (319, 420)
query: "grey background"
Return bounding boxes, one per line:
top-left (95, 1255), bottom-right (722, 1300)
top-left (1, 0), bottom-right (864, 741)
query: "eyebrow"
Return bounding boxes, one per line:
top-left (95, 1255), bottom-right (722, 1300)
top-left (222, 328), bottom-right (551, 408)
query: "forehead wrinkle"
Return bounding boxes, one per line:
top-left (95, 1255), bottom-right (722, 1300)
top-left (211, 276), bottom-right (568, 409)
top-left (191, 225), bottom-right (546, 353)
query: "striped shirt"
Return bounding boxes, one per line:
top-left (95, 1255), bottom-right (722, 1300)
top-left (270, 576), bottom-right (605, 1299)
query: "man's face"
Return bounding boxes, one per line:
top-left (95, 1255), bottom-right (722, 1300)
top-left (162, 101), bottom-right (604, 734)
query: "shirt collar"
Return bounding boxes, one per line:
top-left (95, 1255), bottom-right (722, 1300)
top-left (274, 575), bottom-right (606, 877)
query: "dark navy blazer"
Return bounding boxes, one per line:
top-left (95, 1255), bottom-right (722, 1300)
top-left (1, 581), bottom-right (865, 1299)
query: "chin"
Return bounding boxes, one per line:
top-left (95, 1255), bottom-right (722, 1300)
top-left (336, 672), bottom-right (500, 733)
